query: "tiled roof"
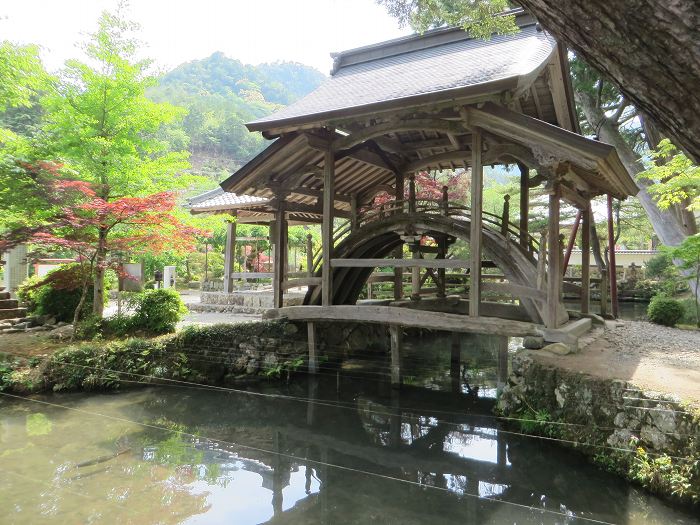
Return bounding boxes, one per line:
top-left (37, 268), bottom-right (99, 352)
top-left (248, 21), bottom-right (555, 132)
top-left (187, 188), bottom-right (269, 214)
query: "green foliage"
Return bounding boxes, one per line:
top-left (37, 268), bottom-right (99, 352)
top-left (174, 321), bottom-right (290, 348)
top-left (17, 263), bottom-right (95, 322)
top-left (647, 295), bottom-right (685, 327)
top-left (131, 289), bottom-right (187, 334)
top-left (639, 140), bottom-right (700, 213)
top-left (629, 447), bottom-right (700, 504)
top-left (646, 252), bottom-right (673, 279)
top-left (377, 0), bottom-right (517, 39)
top-left (0, 42), bottom-right (48, 112)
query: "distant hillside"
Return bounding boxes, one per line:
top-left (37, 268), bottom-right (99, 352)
top-left (149, 52), bottom-right (325, 182)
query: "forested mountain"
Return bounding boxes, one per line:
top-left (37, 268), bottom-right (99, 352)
top-left (149, 52), bottom-right (325, 181)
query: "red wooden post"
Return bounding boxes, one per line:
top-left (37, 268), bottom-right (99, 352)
top-left (607, 194), bottom-right (619, 318)
top-left (562, 210), bottom-right (582, 274)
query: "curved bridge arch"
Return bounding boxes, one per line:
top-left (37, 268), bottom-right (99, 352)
top-left (304, 213), bottom-right (567, 325)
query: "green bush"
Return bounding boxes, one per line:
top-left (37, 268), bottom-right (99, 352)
top-left (131, 289), bottom-right (187, 334)
top-left (17, 264), bottom-right (95, 322)
top-left (647, 295), bottom-right (685, 327)
top-left (645, 252), bottom-right (673, 279)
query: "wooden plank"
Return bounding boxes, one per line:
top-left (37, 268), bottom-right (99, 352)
top-left (322, 145), bottom-right (335, 306)
top-left (482, 282), bottom-right (547, 302)
top-left (282, 277), bottom-right (322, 290)
top-left (265, 305), bottom-right (543, 337)
top-left (546, 184), bottom-right (561, 328)
top-left (581, 205), bottom-right (591, 314)
top-left (272, 205), bottom-right (286, 309)
top-left (470, 128), bottom-right (483, 317)
top-left (330, 258), bottom-right (470, 269)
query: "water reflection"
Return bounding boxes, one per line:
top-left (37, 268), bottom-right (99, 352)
top-left (0, 335), bottom-right (697, 524)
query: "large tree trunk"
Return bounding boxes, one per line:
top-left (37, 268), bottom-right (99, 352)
top-left (519, 0), bottom-right (700, 163)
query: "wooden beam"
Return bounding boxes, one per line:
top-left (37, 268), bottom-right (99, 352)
top-left (335, 119), bottom-right (466, 152)
top-left (330, 258), bottom-right (471, 269)
top-left (265, 305), bottom-right (543, 338)
top-left (469, 129), bottom-right (483, 317)
top-left (559, 184), bottom-right (590, 210)
top-left (403, 150), bottom-right (472, 174)
top-left (530, 85), bottom-right (543, 120)
top-left (322, 144), bottom-right (335, 306)
top-left (482, 282), bottom-right (547, 302)
top-left (581, 205), bottom-right (591, 314)
top-left (518, 163), bottom-right (529, 250)
top-left (272, 204), bottom-right (286, 309)
top-left (546, 183), bottom-right (561, 328)
top-left (282, 277), bottom-right (322, 290)
top-left (563, 210), bottom-right (582, 273)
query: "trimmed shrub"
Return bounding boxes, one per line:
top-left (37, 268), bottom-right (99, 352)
top-left (645, 252), bottom-right (673, 279)
top-left (131, 288), bottom-right (187, 334)
top-left (647, 296), bottom-right (685, 327)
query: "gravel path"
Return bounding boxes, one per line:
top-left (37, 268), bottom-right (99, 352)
top-left (534, 320), bottom-right (700, 404)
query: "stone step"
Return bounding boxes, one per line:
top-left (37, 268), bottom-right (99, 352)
top-left (0, 292), bottom-right (10, 300)
top-left (0, 299), bottom-right (19, 309)
top-left (0, 308), bottom-right (27, 321)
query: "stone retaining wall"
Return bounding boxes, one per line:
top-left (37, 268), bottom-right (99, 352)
top-left (497, 351), bottom-right (700, 505)
top-left (197, 291), bottom-right (306, 313)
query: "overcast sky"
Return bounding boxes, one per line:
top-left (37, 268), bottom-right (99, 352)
top-left (1, 0), bottom-right (411, 74)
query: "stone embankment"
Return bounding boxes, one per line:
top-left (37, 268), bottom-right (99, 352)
top-left (498, 351), bottom-right (700, 506)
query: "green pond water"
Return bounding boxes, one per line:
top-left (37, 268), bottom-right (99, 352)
top-left (0, 333), bottom-right (697, 524)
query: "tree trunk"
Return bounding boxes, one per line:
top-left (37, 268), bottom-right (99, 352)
top-left (519, 0), bottom-right (700, 163)
top-left (92, 227), bottom-right (107, 318)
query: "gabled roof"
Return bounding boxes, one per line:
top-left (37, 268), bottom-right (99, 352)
top-left (247, 12), bottom-right (560, 134)
top-left (187, 187), bottom-right (269, 214)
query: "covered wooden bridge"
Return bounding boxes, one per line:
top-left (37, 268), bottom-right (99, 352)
top-left (218, 11), bottom-right (637, 360)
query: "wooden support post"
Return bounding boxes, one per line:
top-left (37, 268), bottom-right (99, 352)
top-left (389, 325), bottom-right (402, 388)
top-left (607, 194), bottom-right (619, 318)
top-left (411, 242), bottom-right (421, 301)
top-left (350, 194), bottom-right (358, 232)
top-left (546, 183), bottom-right (561, 328)
top-left (408, 174), bottom-right (416, 213)
top-left (563, 210), bottom-right (582, 274)
top-left (307, 321), bottom-right (317, 374)
top-left (469, 129), bottom-right (483, 317)
top-left (581, 205), bottom-right (591, 314)
top-left (394, 174), bottom-right (405, 300)
top-left (450, 332), bottom-right (460, 393)
top-left (437, 235), bottom-right (447, 298)
top-left (223, 220), bottom-right (237, 293)
top-left (442, 185), bottom-right (449, 216)
top-left (322, 144), bottom-right (335, 306)
top-left (537, 231), bottom-right (548, 291)
top-left (272, 203), bottom-right (287, 309)
top-left (501, 194), bottom-right (510, 236)
top-left (518, 163), bottom-right (530, 251)
top-left (306, 234), bottom-right (313, 276)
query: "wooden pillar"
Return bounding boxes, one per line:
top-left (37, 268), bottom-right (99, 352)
top-left (442, 185), bottom-right (449, 216)
top-left (518, 163), bottom-right (530, 250)
top-left (501, 194), bottom-right (510, 236)
top-left (469, 129), bottom-right (483, 317)
top-left (581, 203), bottom-right (591, 314)
top-left (394, 173), bottom-right (405, 301)
top-left (581, 205), bottom-right (591, 314)
top-left (322, 145), bottom-right (335, 306)
top-left (272, 203), bottom-right (287, 309)
top-left (437, 235), bottom-right (447, 298)
top-left (600, 268), bottom-right (609, 317)
top-left (389, 325), bottom-right (402, 388)
top-left (223, 220), bottom-right (237, 293)
top-left (450, 332), bottom-right (460, 393)
top-left (607, 194), bottom-right (619, 318)
top-left (410, 242), bottom-right (421, 301)
top-left (306, 234), bottom-right (313, 276)
top-left (546, 183), bottom-right (561, 328)
top-left (563, 210), bottom-right (582, 274)
top-left (408, 174), bottom-right (416, 213)
top-left (350, 194), bottom-right (358, 232)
